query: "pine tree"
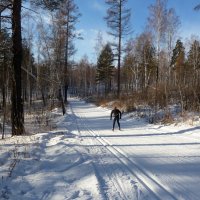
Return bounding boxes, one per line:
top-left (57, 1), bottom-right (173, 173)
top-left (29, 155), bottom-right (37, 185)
top-left (171, 39), bottom-right (185, 69)
top-left (96, 43), bottom-right (114, 96)
top-left (171, 39), bottom-right (185, 86)
top-left (171, 39), bottom-right (186, 113)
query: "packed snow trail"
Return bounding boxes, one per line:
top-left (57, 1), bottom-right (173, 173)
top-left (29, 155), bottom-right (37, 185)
top-left (68, 100), bottom-right (141, 199)
top-left (68, 97), bottom-right (200, 200)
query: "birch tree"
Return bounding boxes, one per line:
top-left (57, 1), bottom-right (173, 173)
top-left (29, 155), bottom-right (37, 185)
top-left (166, 8), bottom-right (180, 73)
top-left (123, 33), bottom-right (156, 93)
top-left (148, 0), bottom-right (167, 78)
top-left (147, 0), bottom-right (167, 119)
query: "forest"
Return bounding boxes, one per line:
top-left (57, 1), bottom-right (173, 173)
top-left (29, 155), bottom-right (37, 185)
top-left (1, 0), bottom-right (200, 138)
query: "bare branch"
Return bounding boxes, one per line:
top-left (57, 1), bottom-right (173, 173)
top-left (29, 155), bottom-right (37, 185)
top-left (21, 5), bottom-right (39, 14)
top-left (194, 4), bottom-right (200, 11)
top-left (0, 3), bottom-right (12, 12)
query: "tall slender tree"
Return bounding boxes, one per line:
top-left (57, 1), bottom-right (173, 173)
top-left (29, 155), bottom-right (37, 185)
top-left (59, 0), bottom-right (81, 103)
top-left (147, 0), bottom-right (167, 119)
top-left (0, 29), bottom-right (11, 139)
top-left (148, 0), bottom-right (167, 71)
top-left (165, 7), bottom-right (180, 82)
top-left (105, 0), bottom-right (131, 98)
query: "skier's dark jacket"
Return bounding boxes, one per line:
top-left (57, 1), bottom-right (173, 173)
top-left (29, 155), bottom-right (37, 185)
top-left (110, 107), bottom-right (122, 119)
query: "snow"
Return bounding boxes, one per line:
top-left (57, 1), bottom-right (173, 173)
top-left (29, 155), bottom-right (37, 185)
top-left (0, 97), bottom-right (200, 200)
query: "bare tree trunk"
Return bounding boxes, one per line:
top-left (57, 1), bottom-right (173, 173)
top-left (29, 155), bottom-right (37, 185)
top-left (2, 91), bottom-right (6, 139)
top-left (178, 84), bottom-right (184, 116)
top-left (58, 88), bottom-right (66, 115)
top-left (117, 0), bottom-right (122, 98)
top-left (11, 0), bottom-right (25, 136)
top-left (64, 0), bottom-right (70, 103)
top-left (2, 51), bottom-right (7, 139)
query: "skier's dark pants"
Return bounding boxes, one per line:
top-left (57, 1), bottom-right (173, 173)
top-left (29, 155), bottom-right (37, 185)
top-left (113, 116), bottom-right (120, 130)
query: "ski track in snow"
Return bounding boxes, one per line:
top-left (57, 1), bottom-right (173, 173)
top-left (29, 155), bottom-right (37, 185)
top-left (69, 103), bottom-right (135, 200)
top-left (69, 100), bottom-right (174, 200)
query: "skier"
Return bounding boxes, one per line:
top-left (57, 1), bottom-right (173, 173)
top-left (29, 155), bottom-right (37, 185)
top-left (110, 107), bottom-right (122, 131)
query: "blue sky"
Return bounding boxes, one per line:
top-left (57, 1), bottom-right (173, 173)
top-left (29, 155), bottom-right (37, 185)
top-left (73, 0), bottom-right (200, 63)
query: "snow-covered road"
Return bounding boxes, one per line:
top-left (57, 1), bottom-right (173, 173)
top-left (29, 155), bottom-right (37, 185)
top-left (1, 97), bottom-right (200, 200)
